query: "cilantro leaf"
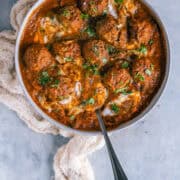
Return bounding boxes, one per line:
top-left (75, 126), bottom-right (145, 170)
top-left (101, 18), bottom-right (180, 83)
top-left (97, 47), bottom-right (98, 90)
top-left (39, 71), bottom-right (51, 86)
top-left (111, 104), bottom-right (120, 114)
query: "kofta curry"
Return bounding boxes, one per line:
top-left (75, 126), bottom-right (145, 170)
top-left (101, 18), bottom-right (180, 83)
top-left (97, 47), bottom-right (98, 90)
top-left (19, 0), bottom-right (164, 131)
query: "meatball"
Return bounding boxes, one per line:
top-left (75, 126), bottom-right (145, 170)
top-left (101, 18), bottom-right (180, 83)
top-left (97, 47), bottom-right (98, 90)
top-left (96, 16), bottom-right (128, 49)
top-left (37, 63), bottom-right (83, 110)
top-left (43, 79), bottom-right (81, 108)
top-left (104, 65), bottom-right (132, 93)
top-left (36, 6), bottom-right (87, 43)
top-left (38, 80), bottom-right (79, 113)
top-left (45, 76), bottom-right (76, 101)
top-left (132, 57), bottom-right (160, 97)
top-left (34, 13), bottom-right (60, 44)
top-left (102, 90), bottom-right (141, 128)
top-left (82, 40), bottom-right (109, 68)
top-left (130, 18), bottom-right (157, 45)
top-left (80, 0), bottom-right (108, 17)
top-left (53, 40), bottom-right (82, 66)
top-left (133, 1), bottom-right (150, 20)
top-left (57, 6), bottom-right (87, 38)
top-left (96, 16), bottom-right (119, 44)
top-left (24, 44), bottom-right (54, 72)
top-left (81, 75), bottom-right (108, 111)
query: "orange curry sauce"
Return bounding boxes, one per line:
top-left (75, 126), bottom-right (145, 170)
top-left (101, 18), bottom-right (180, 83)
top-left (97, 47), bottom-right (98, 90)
top-left (20, 0), bottom-right (164, 131)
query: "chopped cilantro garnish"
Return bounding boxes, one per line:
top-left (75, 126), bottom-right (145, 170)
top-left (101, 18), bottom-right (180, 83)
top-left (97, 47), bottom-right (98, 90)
top-left (111, 104), bottom-right (120, 114)
top-left (138, 44), bottom-right (148, 55)
top-left (83, 63), bottom-right (99, 75)
top-left (45, 44), bottom-right (52, 51)
top-left (87, 98), bottom-right (95, 104)
top-left (90, 0), bottom-right (95, 5)
top-left (121, 61), bottom-right (129, 68)
top-left (103, 9), bottom-right (108, 15)
top-left (135, 72), bottom-right (145, 81)
top-left (50, 79), bottom-right (60, 88)
top-left (92, 7), bottom-right (97, 13)
top-left (82, 98), bottom-right (95, 106)
top-left (107, 45), bottom-right (118, 54)
top-left (39, 69), bottom-right (61, 87)
top-left (39, 71), bottom-right (51, 86)
top-left (57, 70), bottom-right (61, 75)
top-left (70, 115), bottom-right (75, 121)
top-left (81, 13), bottom-right (89, 20)
top-left (150, 63), bottom-right (154, 71)
top-left (115, 0), bottom-right (123, 4)
top-left (114, 87), bottom-right (132, 95)
top-left (148, 39), bottom-right (154, 45)
top-left (84, 27), bottom-right (96, 37)
top-left (82, 63), bottom-right (89, 69)
top-left (62, 9), bottom-right (70, 17)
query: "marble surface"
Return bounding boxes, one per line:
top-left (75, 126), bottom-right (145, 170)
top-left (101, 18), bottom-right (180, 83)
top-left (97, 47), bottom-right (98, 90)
top-left (0, 0), bottom-right (180, 180)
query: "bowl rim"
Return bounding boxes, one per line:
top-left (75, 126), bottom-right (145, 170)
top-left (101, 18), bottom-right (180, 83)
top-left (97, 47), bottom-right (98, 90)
top-left (15, 0), bottom-right (170, 136)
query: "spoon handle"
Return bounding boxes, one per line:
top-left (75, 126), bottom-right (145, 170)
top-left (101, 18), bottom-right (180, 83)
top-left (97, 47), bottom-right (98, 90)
top-left (96, 110), bottom-right (128, 180)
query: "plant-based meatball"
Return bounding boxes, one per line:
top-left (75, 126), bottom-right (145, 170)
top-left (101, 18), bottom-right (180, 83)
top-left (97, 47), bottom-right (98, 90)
top-left (96, 16), bottom-right (119, 44)
top-left (82, 40), bottom-right (109, 68)
top-left (96, 16), bottom-right (128, 49)
top-left (34, 13), bottom-right (59, 44)
top-left (24, 44), bottom-right (55, 72)
top-left (57, 6), bottom-right (87, 37)
top-left (44, 77), bottom-right (81, 110)
top-left (35, 63), bottom-right (81, 91)
top-left (35, 6), bottom-right (87, 43)
top-left (38, 65), bottom-right (82, 109)
top-left (102, 90), bottom-right (141, 117)
top-left (130, 18), bottom-right (157, 45)
top-left (104, 65), bottom-right (132, 93)
top-left (45, 77), bottom-right (75, 100)
top-left (102, 90), bottom-right (141, 128)
top-left (80, 0), bottom-right (108, 17)
top-left (132, 57), bottom-right (160, 97)
top-left (53, 40), bottom-right (82, 66)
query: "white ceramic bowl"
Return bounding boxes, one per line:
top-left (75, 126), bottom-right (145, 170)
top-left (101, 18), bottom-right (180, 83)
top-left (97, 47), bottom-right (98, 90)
top-left (15, 0), bottom-right (170, 135)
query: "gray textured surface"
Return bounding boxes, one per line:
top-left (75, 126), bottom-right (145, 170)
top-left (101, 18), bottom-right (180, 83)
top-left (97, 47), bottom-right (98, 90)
top-left (0, 0), bottom-right (179, 180)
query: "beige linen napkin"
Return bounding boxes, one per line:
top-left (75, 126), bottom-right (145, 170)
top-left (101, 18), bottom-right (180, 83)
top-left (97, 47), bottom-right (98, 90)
top-left (0, 0), bottom-right (104, 179)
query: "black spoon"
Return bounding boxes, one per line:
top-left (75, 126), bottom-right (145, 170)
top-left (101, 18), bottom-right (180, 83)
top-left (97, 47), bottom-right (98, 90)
top-left (96, 109), bottom-right (128, 180)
